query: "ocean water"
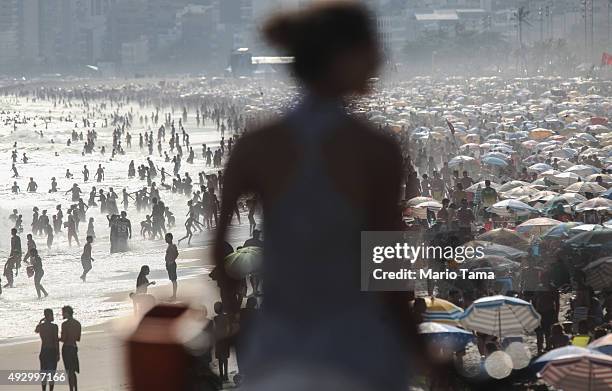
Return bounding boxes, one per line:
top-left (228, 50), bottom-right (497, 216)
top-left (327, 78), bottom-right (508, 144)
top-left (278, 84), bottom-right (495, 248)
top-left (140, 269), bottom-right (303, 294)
top-left (0, 94), bottom-right (241, 341)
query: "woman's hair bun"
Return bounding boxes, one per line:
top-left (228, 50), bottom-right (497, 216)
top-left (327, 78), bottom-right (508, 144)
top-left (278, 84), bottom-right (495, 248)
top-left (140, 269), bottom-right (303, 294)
top-left (263, 13), bottom-right (301, 53)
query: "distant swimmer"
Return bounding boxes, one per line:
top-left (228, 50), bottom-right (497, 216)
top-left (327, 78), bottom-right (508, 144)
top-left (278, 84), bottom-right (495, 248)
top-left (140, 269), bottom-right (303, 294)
top-left (27, 177), bottom-right (38, 192)
top-left (66, 183), bottom-right (82, 202)
top-left (9, 209), bottom-right (18, 223)
top-left (64, 215), bottom-right (79, 247)
top-left (65, 169), bottom-right (73, 179)
top-left (11, 164), bottom-right (18, 178)
top-left (95, 164), bottom-right (104, 182)
top-left (11, 181), bottom-right (20, 193)
top-left (49, 177), bottom-right (58, 192)
top-left (82, 165), bottom-right (89, 182)
top-left (22, 153), bottom-right (28, 163)
top-left (86, 217), bottom-right (95, 240)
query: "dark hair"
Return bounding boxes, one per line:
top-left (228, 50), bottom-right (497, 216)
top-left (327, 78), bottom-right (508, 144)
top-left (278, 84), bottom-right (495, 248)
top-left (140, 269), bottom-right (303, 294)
top-left (62, 306), bottom-right (74, 317)
top-left (263, 1), bottom-right (375, 83)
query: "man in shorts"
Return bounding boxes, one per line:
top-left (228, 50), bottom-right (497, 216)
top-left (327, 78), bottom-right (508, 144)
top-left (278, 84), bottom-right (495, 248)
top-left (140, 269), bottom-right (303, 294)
top-left (165, 233), bottom-right (179, 300)
top-left (60, 306), bottom-right (81, 391)
top-left (35, 308), bottom-right (59, 391)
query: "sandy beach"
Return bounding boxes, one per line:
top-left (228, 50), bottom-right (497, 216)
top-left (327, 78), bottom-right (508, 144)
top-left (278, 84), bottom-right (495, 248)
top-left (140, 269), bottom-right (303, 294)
top-left (0, 245), bottom-right (245, 391)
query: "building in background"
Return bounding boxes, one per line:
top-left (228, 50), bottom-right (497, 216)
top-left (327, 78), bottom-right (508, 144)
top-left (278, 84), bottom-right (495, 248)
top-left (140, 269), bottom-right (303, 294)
top-left (0, 0), bottom-right (20, 67)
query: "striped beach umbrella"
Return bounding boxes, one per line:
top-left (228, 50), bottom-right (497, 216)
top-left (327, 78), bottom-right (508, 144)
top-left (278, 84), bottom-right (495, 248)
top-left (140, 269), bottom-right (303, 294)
top-left (583, 257), bottom-right (612, 291)
top-left (460, 295), bottom-right (541, 337)
top-left (564, 182), bottom-right (607, 195)
top-left (589, 334), bottom-right (612, 356)
top-left (538, 353), bottom-right (612, 391)
top-left (516, 217), bottom-right (562, 237)
top-left (475, 228), bottom-right (529, 252)
top-left (421, 297), bottom-right (464, 325)
top-left (531, 346), bottom-right (603, 372)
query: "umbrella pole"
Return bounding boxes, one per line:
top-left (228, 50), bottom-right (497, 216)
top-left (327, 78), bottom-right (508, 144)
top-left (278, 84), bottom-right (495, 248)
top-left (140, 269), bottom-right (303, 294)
top-left (498, 308), bottom-right (502, 339)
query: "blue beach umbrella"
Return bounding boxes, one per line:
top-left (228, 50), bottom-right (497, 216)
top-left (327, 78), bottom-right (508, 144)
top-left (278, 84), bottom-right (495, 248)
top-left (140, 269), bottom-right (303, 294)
top-left (418, 322), bottom-right (475, 351)
top-left (482, 156), bottom-right (509, 167)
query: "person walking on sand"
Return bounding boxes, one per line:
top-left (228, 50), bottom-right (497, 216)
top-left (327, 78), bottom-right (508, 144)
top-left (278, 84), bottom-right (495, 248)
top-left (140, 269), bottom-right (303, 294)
top-left (35, 308), bottom-right (59, 391)
top-left (60, 306), bottom-right (81, 391)
top-left (165, 233), bottom-right (179, 300)
top-left (80, 236), bottom-right (94, 282)
top-left (213, 301), bottom-right (232, 382)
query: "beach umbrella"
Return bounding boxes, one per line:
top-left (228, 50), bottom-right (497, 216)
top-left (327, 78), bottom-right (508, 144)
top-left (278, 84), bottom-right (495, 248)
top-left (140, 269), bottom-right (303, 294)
top-left (498, 180), bottom-right (530, 192)
top-left (418, 322), bottom-right (474, 351)
top-left (574, 197), bottom-right (612, 212)
top-left (570, 224), bottom-right (610, 233)
top-left (566, 164), bottom-right (601, 177)
top-left (532, 346), bottom-right (605, 372)
top-left (463, 240), bottom-right (527, 260)
top-left (589, 334), bottom-right (612, 355)
top-left (476, 228), bottom-right (529, 251)
top-left (583, 257), bottom-right (612, 291)
top-left (565, 182), bottom-right (607, 195)
top-left (540, 221), bottom-right (581, 240)
top-left (463, 255), bottom-right (520, 272)
top-left (414, 201), bottom-right (443, 210)
top-left (551, 148), bottom-right (578, 159)
top-left (529, 128), bottom-right (555, 140)
top-left (538, 169), bottom-right (561, 178)
top-left (556, 159), bottom-right (574, 170)
top-left (460, 295), bottom-right (541, 337)
top-left (488, 199), bottom-right (539, 217)
top-left (421, 297), bottom-right (464, 325)
top-left (405, 196), bottom-right (434, 207)
top-left (538, 353), bottom-right (612, 391)
top-left (516, 217), bottom-right (562, 236)
top-left (565, 229), bottom-right (612, 247)
top-left (224, 246), bottom-right (263, 279)
top-left (585, 174), bottom-right (612, 184)
top-left (550, 172), bottom-right (582, 186)
top-left (448, 155), bottom-right (476, 167)
top-left (501, 186), bottom-right (539, 199)
top-left (543, 193), bottom-right (587, 207)
top-left (528, 163), bottom-right (554, 173)
top-left (528, 190), bottom-right (559, 203)
top-left (482, 156), bottom-right (509, 167)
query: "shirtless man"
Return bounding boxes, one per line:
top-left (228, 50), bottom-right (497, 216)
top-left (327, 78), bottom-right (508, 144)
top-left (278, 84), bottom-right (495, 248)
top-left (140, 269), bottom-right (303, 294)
top-left (35, 309), bottom-right (59, 391)
top-left (60, 306), bottom-right (81, 391)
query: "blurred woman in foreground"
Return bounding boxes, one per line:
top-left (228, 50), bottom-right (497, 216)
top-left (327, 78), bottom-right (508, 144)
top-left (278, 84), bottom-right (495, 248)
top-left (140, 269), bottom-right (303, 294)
top-left (214, 2), bottom-right (423, 390)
